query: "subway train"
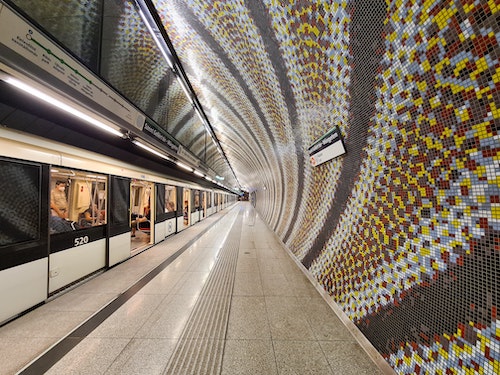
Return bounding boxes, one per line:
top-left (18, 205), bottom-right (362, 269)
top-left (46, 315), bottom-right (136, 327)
top-left (0, 128), bottom-right (236, 325)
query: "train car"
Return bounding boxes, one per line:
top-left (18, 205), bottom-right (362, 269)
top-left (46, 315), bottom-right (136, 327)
top-left (0, 128), bottom-right (234, 325)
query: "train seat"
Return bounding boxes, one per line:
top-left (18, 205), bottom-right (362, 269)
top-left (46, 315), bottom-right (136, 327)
top-left (137, 220), bottom-right (151, 234)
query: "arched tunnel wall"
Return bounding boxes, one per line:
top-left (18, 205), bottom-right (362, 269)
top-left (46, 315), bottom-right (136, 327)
top-left (252, 2), bottom-right (500, 374)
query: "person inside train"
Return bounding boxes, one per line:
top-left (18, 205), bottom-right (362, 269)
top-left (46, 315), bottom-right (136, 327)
top-left (166, 201), bottom-right (175, 212)
top-left (78, 204), bottom-right (101, 227)
top-left (50, 180), bottom-right (68, 219)
top-left (183, 200), bottom-right (189, 225)
top-left (131, 204), bottom-right (150, 237)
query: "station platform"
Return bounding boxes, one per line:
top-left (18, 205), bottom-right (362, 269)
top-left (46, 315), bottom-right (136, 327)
top-left (1, 202), bottom-right (385, 375)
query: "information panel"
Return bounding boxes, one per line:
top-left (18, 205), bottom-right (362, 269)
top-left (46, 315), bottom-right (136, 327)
top-left (308, 126), bottom-right (346, 167)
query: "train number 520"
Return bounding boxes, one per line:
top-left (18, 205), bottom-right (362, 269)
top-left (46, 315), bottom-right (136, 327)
top-left (74, 236), bottom-right (90, 247)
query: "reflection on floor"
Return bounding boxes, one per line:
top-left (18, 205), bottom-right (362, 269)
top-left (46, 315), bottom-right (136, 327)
top-left (131, 228), bottom-right (151, 254)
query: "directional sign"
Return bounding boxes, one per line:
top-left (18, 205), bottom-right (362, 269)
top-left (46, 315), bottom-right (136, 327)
top-left (308, 126), bottom-right (346, 167)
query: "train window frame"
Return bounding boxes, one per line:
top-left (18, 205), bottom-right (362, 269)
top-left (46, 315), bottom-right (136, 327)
top-left (165, 185), bottom-right (177, 213)
top-left (49, 167), bottom-right (107, 235)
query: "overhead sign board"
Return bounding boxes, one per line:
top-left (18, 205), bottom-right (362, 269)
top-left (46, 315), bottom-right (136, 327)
top-left (142, 118), bottom-right (179, 154)
top-left (0, 6), bottom-right (144, 130)
top-left (308, 126), bottom-right (346, 167)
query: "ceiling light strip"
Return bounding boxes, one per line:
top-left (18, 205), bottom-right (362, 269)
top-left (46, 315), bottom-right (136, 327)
top-left (132, 139), bottom-right (171, 160)
top-left (2, 74), bottom-right (123, 138)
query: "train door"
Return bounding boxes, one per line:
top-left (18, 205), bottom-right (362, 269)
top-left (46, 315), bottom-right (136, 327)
top-left (177, 187), bottom-right (191, 231)
top-left (48, 167), bottom-right (107, 294)
top-left (155, 184), bottom-right (166, 243)
top-left (200, 191), bottom-right (206, 220)
top-left (207, 191), bottom-right (212, 216)
top-left (108, 176), bottom-right (130, 266)
top-left (164, 185), bottom-right (177, 237)
top-left (0, 157), bottom-right (49, 324)
top-left (130, 179), bottom-right (154, 255)
top-left (192, 190), bottom-right (200, 224)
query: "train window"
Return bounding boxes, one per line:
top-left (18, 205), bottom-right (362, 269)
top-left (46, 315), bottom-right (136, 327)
top-left (0, 159), bottom-right (41, 246)
top-left (194, 191), bottom-right (200, 209)
top-left (165, 186), bottom-right (176, 212)
top-left (131, 180), bottom-right (152, 217)
top-left (49, 168), bottom-right (107, 234)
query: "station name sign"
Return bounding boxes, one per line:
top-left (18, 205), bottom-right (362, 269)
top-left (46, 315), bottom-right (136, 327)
top-left (143, 119), bottom-right (179, 154)
top-left (308, 126), bottom-right (346, 167)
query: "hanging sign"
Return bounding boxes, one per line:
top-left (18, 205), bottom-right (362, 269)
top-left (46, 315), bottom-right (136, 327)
top-left (308, 126), bottom-right (346, 167)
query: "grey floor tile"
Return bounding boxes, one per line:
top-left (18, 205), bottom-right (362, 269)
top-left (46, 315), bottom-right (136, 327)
top-left (221, 339), bottom-right (278, 375)
top-left (44, 338), bottom-right (130, 375)
top-left (258, 258), bottom-right (284, 274)
top-left (135, 293), bottom-right (198, 339)
top-left (0, 337), bottom-right (55, 375)
top-left (233, 272), bottom-right (263, 296)
top-left (42, 291), bottom-right (117, 312)
top-left (226, 296), bottom-right (271, 339)
top-left (319, 341), bottom-right (383, 375)
top-left (0, 309), bottom-right (91, 339)
top-left (137, 270), bottom-right (184, 295)
top-left (236, 256), bottom-right (260, 273)
top-left (104, 338), bottom-right (177, 375)
top-left (89, 294), bottom-right (165, 338)
top-left (279, 258), bottom-right (304, 276)
top-left (238, 248), bottom-right (257, 258)
top-left (170, 271), bottom-right (210, 296)
top-left (261, 273), bottom-right (294, 297)
top-left (187, 251), bottom-right (221, 272)
top-left (239, 241), bottom-right (256, 251)
top-left (265, 296), bottom-right (316, 340)
top-left (297, 297), bottom-right (356, 341)
top-left (273, 340), bottom-right (333, 375)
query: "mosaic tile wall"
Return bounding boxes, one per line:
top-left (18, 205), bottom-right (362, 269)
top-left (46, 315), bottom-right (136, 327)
top-left (157, 1), bottom-right (500, 374)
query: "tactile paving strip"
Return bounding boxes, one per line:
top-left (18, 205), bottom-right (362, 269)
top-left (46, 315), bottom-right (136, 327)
top-left (162, 211), bottom-right (242, 375)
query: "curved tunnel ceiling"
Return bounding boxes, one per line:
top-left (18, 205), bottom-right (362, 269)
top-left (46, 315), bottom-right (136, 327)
top-left (153, 0), bottom-right (344, 196)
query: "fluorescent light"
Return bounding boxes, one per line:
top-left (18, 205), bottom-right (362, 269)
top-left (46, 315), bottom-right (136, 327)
top-left (4, 76), bottom-right (123, 138)
top-left (194, 170), bottom-right (204, 177)
top-left (196, 110), bottom-right (205, 124)
top-left (132, 139), bottom-right (170, 160)
top-left (176, 76), bottom-right (192, 103)
top-left (176, 161), bottom-right (193, 172)
top-left (137, 8), bottom-right (175, 70)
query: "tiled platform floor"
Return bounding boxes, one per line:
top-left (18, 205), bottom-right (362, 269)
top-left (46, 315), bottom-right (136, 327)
top-left (0, 202), bottom-right (391, 375)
